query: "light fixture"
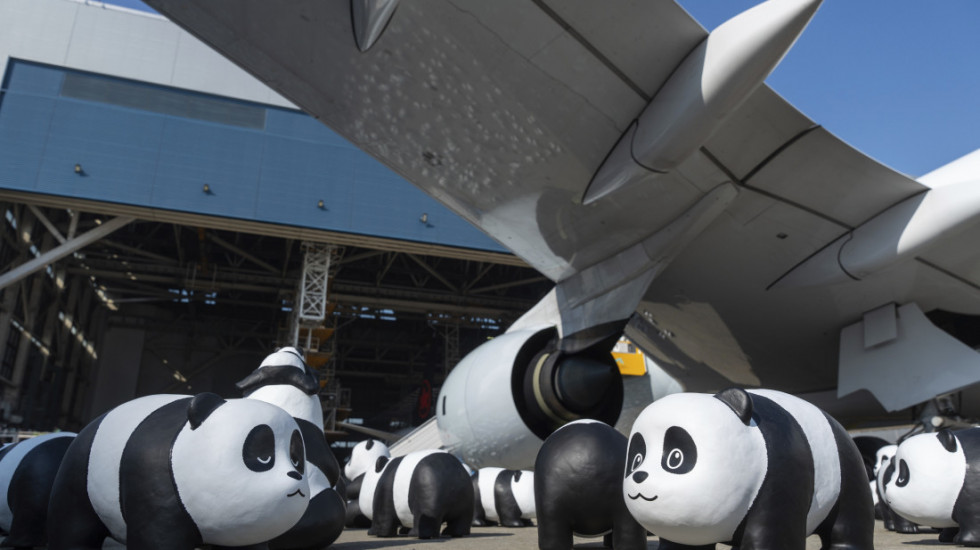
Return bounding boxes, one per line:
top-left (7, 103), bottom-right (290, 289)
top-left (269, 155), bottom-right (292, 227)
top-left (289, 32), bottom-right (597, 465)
top-left (74, 163), bottom-right (83, 174)
top-left (202, 184), bottom-right (211, 194)
top-left (317, 199), bottom-right (325, 209)
top-left (419, 213), bottom-right (428, 224)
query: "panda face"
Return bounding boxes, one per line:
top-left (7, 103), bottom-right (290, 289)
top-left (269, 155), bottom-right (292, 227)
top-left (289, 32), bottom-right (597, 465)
top-left (345, 439), bottom-right (391, 480)
top-left (884, 432), bottom-right (964, 528)
top-left (623, 393), bottom-right (767, 546)
top-left (172, 399), bottom-right (310, 546)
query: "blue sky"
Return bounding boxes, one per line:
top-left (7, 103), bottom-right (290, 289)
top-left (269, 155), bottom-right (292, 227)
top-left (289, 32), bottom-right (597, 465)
top-left (109, 0), bottom-right (979, 178)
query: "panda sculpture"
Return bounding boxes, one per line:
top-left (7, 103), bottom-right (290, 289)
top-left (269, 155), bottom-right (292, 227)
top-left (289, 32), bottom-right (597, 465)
top-left (624, 388), bottom-right (873, 550)
top-left (535, 420), bottom-right (647, 550)
top-left (875, 444), bottom-right (921, 533)
top-left (367, 449), bottom-right (473, 539)
top-left (344, 439), bottom-right (391, 527)
top-left (346, 439), bottom-right (391, 481)
top-left (472, 467), bottom-right (535, 527)
top-left (236, 346), bottom-right (346, 549)
top-left (883, 428), bottom-right (980, 546)
top-left (47, 393), bottom-right (310, 550)
top-left (0, 432), bottom-right (75, 548)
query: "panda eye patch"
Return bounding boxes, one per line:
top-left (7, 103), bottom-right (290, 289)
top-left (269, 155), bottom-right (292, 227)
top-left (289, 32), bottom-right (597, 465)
top-left (625, 433), bottom-right (646, 478)
top-left (896, 459), bottom-right (909, 488)
top-left (243, 424), bottom-right (276, 472)
top-left (661, 426), bottom-right (697, 475)
top-left (289, 429), bottom-right (305, 474)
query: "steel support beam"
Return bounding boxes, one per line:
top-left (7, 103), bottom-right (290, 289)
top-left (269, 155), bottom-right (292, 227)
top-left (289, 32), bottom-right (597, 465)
top-left (0, 216), bottom-right (134, 291)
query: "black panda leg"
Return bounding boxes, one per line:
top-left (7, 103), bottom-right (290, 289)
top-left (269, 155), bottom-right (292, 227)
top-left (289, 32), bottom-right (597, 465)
top-left (881, 503), bottom-right (896, 531)
top-left (813, 416), bottom-right (875, 550)
top-left (940, 527), bottom-right (959, 543)
top-left (603, 533), bottom-right (613, 547)
top-left (537, 516), bottom-right (573, 550)
top-left (611, 512), bottom-right (648, 550)
top-left (891, 513), bottom-right (921, 534)
top-left (954, 528), bottom-right (980, 547)
top-left (369, 506), bottom-right (401, 537)
top-left (415, 514), bottom-right (441, 539)
top-left (443, 513), bottom-right (472, 537)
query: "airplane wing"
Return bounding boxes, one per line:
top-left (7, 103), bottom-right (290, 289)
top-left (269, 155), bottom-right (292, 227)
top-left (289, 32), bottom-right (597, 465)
top-left (143, 0), bottom-right (980, 420)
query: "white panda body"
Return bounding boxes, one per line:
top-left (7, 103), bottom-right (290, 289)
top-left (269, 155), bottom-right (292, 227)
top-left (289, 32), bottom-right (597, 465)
top-left (88, 394), bottom-right (186, 541)
top-left (750, 389), bottom-right (841, 533)
top-left (477, 467), bottom-right (505, 522)
top-left (359, 455), bottom-right (389, 521)
top-left (247, 385), bottom-right (322, 431)
top-left (884, 432), bottom-right (965, 528)
top-left (393, 449), bottom-right (444, 527)
top-left (511, 470), bottom-right (535, 520)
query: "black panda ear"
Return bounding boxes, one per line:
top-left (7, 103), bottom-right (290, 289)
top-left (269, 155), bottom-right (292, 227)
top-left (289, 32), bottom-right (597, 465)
top-left (365, 439), bottom-right (375, 450)
top-left (937, 429), bottom-right (958, 453)
top-left (187, 392), bottom-right (226, 430)
top-left (375, 455), bottom-right (389, 473)
top-left (714, 388), bottom-right (753, 426)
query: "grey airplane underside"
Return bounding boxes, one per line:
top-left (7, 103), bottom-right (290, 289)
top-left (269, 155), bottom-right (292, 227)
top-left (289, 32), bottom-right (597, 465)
top-left (142, 0), bottom-right (980, 467)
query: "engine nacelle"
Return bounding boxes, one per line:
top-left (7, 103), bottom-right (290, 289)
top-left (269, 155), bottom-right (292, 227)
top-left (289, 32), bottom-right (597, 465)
top-left (437, 327), bottom-right (623, 469)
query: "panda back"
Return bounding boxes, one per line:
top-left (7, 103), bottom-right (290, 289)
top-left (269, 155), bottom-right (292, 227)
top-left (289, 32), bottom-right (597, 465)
top-left (87, 394), bottom-right (186, 541)
top-left (750, 389), bottom-right (840, 534)
top-left (0, 432), bottom-right (75, 531)
top-left (393, 450), bottom-right (443, 527)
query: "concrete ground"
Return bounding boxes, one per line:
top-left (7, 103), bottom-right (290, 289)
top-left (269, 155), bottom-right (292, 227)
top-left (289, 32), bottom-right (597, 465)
top-left (330, 521), bottom-right (948, 550)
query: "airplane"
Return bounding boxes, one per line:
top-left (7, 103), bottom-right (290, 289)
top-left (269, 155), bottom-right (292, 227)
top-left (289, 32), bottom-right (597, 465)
top-left (141, 0), bottom-right (980, 469)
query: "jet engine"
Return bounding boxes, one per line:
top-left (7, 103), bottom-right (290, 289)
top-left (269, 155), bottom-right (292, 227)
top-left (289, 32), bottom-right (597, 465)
top-left (436, 326), bottom-right (623, 469)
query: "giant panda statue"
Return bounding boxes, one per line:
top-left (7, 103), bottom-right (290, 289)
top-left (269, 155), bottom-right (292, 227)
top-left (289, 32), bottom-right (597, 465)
top-left (236, 346), bottom-right (346, 549)
top-left (624, 388), bottom-right (874, 550)
top-left (0, 432), bottom-right (75, 548)
top-left (472, 467), bottom-right (535, 527)
top-left (883, 428), bottom-right (980, 546)
top-left (535, 420), bottom-right (647, 550)
top-left (367, 449), bottom-right (473, 539)
top-left (47, 393), bottom-right (309, 550)
top-left (344, 439), bottom-right (391, 527)
top-left (875, 444), bottom-right (921, 533)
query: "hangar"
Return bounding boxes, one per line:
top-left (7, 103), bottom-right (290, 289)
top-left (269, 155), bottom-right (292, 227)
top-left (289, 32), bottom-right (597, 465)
top-left (0, 0), bottom-right (550, 445)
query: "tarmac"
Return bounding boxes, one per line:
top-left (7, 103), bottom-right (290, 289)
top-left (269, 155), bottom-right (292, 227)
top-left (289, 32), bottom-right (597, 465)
top-left (329, 521), bottom-right (950, 550)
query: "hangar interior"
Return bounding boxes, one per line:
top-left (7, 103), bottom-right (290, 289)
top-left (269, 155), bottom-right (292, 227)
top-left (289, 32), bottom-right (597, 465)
top-left (0, 199), bottom-right (550, 447)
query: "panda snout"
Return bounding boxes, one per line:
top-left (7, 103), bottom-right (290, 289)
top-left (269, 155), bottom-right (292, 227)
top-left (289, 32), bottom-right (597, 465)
top-left (287, 471), bottom-right (303, 480)
top-left (632, 471), bottom-right (648, 483)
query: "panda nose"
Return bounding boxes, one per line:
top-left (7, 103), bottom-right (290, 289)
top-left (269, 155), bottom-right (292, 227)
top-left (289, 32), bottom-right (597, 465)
top-left (287, 471), bottom-right (302, 480)
top-left (632, 471), bottom-right (648, 483)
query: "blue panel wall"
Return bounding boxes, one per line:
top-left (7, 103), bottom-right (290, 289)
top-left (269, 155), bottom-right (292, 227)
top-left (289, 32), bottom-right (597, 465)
top-left (0, 60), bottom-right (506, 253)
